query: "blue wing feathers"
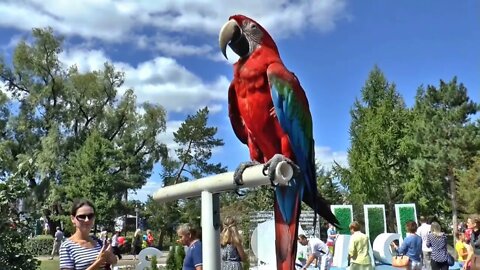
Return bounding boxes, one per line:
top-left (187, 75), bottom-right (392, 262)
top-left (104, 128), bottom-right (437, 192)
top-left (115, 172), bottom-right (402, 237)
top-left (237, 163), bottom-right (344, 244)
top-left (270, 77), bottom-right (314, 224)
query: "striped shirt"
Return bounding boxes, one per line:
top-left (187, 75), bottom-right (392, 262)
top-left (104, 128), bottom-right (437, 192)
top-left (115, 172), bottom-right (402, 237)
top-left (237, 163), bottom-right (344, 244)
top-left (59, 237), bottom-right (104, 270)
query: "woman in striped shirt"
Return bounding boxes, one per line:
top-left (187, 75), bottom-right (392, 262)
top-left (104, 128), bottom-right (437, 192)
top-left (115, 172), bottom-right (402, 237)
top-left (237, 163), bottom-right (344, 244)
top-left (60, 199), bottom-right (117, 270)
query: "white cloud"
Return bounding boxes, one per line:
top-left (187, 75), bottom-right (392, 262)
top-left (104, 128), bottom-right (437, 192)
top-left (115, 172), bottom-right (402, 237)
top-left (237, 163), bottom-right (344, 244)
top-left (315, 146), bottom-right (348, 169)
top-left (128, 177), bottom-right (163, 202)
top-left (157, 120), bottom-right (183, 157)
top-left (59, 48), bottom-right (229, 114)
top-left (0, 0), bottom-right (349, 57)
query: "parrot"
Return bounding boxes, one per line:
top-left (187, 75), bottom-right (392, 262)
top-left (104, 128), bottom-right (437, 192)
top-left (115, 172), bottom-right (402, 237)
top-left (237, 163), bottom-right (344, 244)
top-left (219, 14), bottom-right (339, 270)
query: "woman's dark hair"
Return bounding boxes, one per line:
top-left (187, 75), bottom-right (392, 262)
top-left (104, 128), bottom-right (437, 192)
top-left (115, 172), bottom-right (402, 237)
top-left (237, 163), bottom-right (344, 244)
top-left (70, 198), bottom-right (95, 216)
top-left (406, 220), bottom-right (418, 233)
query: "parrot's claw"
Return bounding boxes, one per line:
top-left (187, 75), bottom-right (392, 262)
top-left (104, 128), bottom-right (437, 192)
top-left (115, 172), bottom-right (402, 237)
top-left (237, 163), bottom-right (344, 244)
top-left (263, 154), bottom-right (300, 186)
top-left (234, 161), bottom-right (260, 186)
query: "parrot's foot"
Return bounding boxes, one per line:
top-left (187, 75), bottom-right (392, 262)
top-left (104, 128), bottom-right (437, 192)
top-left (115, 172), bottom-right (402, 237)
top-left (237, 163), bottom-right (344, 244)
top-left (233, 161), bottom-right (260, 196)
top-left (262, 154), bottom-right (300, 186)
top-left (233, 160), bottom-right (260, 186)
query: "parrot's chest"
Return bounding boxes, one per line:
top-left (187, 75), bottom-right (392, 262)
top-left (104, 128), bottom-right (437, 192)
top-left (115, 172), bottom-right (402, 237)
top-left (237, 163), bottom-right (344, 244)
top-left (234, 69), bottom-right (285, 147)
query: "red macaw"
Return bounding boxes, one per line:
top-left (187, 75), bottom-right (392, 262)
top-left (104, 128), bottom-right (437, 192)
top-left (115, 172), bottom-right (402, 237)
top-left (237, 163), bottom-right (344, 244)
top-left (219, 14), bottom-right (339, 270)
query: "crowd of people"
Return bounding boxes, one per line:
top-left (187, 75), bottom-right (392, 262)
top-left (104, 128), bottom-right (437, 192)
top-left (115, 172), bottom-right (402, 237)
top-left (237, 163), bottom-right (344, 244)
top-left (47, 198), bottom-right (480, 270)
top-left (294, 216), bottom-right (480, 270)
top-left (48, 198), bottom-right (249, 270)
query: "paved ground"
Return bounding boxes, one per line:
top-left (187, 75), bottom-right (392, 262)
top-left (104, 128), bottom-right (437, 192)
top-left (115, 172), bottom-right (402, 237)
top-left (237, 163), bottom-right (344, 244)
top-left (38, 252), bottom-right (169, 268)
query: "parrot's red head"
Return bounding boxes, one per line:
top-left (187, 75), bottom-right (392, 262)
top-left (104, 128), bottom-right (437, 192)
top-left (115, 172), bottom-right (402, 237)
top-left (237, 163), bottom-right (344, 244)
top-left (219, 14), bottom-right (279, 60)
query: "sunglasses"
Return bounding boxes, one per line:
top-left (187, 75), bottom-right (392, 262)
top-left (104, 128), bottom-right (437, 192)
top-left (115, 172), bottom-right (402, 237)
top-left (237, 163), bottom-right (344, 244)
top-left (75, 213), bottom-right (95, 221)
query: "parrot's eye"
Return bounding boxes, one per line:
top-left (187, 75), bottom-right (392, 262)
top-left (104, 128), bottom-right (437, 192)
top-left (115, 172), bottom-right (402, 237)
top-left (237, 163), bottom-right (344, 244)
top-left (251, 24), bottom-right (257, 29)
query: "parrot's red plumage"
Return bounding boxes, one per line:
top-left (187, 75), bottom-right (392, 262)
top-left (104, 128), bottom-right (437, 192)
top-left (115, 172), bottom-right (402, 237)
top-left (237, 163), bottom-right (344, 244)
top-left (219, 14), bottom-right (338, 269)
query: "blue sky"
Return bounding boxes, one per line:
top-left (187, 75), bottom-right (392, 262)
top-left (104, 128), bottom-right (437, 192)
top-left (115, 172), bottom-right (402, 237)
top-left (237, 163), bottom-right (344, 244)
top-left (0, 1), bottom-right (478, 202)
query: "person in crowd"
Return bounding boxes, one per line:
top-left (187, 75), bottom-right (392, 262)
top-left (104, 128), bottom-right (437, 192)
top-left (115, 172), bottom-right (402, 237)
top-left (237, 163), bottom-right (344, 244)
top-left (327, 223), bottom-right (338, 255)
top-left (146, 229), bottom-right (155, 247)
top-left (391, 220), bottom-right (423, 270)
top-left (426, 222), bottom-right (449, 270)
top-left (111, 231), bottom-right (122, 260)
top-left (464, 216), bottom-right (480, 270)
top-left (455, 232), bottom-right (468, 266)
top-left (50, 226), bottom-right (64, 260)
top-left (417, 216), bottom-right (432, 270)
top-left (132, 229), bottom-right (142, 261)
top-left (298, 234), bottom-right (332, 270)
top-left (220, 216), bottom-right (246, 270)
top-left (177, 223), bottom-right (202, 270)
top-left (59, 198), bottom-right (117, 270)
top-left (348, 221), bottom-right (373, 270)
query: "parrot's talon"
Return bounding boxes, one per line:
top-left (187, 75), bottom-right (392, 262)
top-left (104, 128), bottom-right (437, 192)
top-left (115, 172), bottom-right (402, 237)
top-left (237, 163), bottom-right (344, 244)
top-left (262, 165), bottom-right (268, 176)
top-left (233, 161), bottom-right (260, 187)
top-left (264, 154), bottom-right (298, 187)
top-left (235, 189), bottom-right (246, 196)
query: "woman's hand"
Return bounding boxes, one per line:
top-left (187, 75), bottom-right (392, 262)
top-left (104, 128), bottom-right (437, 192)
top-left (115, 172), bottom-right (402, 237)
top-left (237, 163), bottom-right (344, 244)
top-left (96, 241), bottom-right (113, 263)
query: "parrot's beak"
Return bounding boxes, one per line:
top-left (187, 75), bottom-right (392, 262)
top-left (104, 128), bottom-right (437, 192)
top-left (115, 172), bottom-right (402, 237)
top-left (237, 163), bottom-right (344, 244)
top-left (219, 19), bottom-right (248, 59)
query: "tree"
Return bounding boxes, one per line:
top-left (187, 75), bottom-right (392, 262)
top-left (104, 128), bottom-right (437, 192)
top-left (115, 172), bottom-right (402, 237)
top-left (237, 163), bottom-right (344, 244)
top-left (339, 66), bottom-right (410, 230)
top-left (0, 177), bottom-right (39, 269)
top-left (457, 155), bottom-right (480, 216)
top-left (0, 27), bottom-right (167, 233)
top-left (316, 166), bottom-right (344, 205)
top-left (405, 78), bottom-right (479, 234)
top-left (147, 107), bottom-right (227, 247)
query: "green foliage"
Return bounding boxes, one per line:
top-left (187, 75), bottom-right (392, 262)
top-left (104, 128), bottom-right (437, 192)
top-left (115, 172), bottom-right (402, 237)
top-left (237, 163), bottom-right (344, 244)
top-left (338, 66), bottom-right (410, 230)
top-left (398, 206), bottom-right (415, 239)
top-left (26, 235), bottom-right (54, 256)
top-left (403, 78), bottom-right (479, 233)
top-left (0, 177), bottom-right (40, 269)
top-left (333, 207), bottom-right (352, 234)
top-left (149, 107), bottom-right (227, 246)
top-left (150, 255), bottom-right (159, 270)
top-left (317, 166), bottom-right (344, 205)
top-left (366, 207), bottom-right (385, 244)
top-left (166, 244), bottom-right (185, 270)
top-left (457, 156), bottom-right (480, 216)
top-left (165, 246), bottom-right (176, 270)
top-left (175, 245), bottom-right (186, 268)
top-left (0, 27), bottom-right (168, 232)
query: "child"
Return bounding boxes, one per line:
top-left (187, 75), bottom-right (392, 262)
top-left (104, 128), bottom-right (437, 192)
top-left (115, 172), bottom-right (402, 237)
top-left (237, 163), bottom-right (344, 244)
top-left (455, 232), bottom-right (468, 266)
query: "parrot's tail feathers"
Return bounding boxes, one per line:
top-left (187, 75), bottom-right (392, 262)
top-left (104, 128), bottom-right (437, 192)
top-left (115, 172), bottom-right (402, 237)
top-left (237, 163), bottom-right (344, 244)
top-left (303, 190), bottom-right (340, 228)
top-left (274, 200), bottom-right (299, 270)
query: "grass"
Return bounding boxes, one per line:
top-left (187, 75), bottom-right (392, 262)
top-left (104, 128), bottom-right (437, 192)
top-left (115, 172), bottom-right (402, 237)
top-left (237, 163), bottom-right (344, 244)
top-left (39, 259), bottom-right (58, 270)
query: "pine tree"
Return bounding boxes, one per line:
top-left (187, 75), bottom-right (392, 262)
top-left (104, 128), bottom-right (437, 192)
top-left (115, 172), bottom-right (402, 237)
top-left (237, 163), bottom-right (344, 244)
top-left (405, 78), bottom-right (479, 234)
top-left (339, 66), bottom-right (410, 230)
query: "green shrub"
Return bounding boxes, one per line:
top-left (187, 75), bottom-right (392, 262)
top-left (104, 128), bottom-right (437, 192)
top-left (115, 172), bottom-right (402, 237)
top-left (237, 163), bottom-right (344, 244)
top-left (174, 245), bottom-right (185, 268)
top-left (334, 207), bottom-right (352, 234)
top-left (367, 207), bottom-right (385, 243)
top-left (151, 255), bottom-right (159, 270)
top-left (0, 177), bottom-right (40, 269)
top-left (26, 235), bottom-right (54, 256)
top-left (165, 245), bottom-right (182, 270)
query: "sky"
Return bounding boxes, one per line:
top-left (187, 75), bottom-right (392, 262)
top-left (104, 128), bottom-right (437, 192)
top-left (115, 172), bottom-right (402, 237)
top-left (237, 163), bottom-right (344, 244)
top-left (0, 0), bottom-right (478, 202)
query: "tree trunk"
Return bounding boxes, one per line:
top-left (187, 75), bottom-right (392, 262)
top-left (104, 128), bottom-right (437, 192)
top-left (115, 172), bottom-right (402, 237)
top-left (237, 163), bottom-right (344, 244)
top-left (449, 173), bottom-right (458, 242)
top-left (158, 230), bottom-right (165, 249)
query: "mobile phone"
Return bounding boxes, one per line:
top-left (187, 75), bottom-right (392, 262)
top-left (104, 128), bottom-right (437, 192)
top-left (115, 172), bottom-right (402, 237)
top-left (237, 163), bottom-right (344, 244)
top-left (103, 239), bottom-right (108, 247)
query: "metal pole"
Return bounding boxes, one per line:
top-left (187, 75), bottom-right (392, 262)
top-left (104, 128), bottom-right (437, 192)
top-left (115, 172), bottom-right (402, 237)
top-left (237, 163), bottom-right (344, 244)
top-left (135, 207), bottom-right (139, 230)
top-left (201, 191), bottom-right (221, 270)
top-left (153, 161), bottom-right (293, 203)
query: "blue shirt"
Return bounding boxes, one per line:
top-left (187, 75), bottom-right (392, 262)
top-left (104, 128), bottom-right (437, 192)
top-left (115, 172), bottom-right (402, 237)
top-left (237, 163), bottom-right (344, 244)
top-left (183, 240), bottom-right (202, 270)
top-left (397, 233), bottom-right (422, 262)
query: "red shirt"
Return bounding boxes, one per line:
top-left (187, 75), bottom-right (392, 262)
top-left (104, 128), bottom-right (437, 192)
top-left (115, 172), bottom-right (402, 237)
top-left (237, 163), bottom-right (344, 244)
top-left (147, 234), bottom-right (154, 246)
